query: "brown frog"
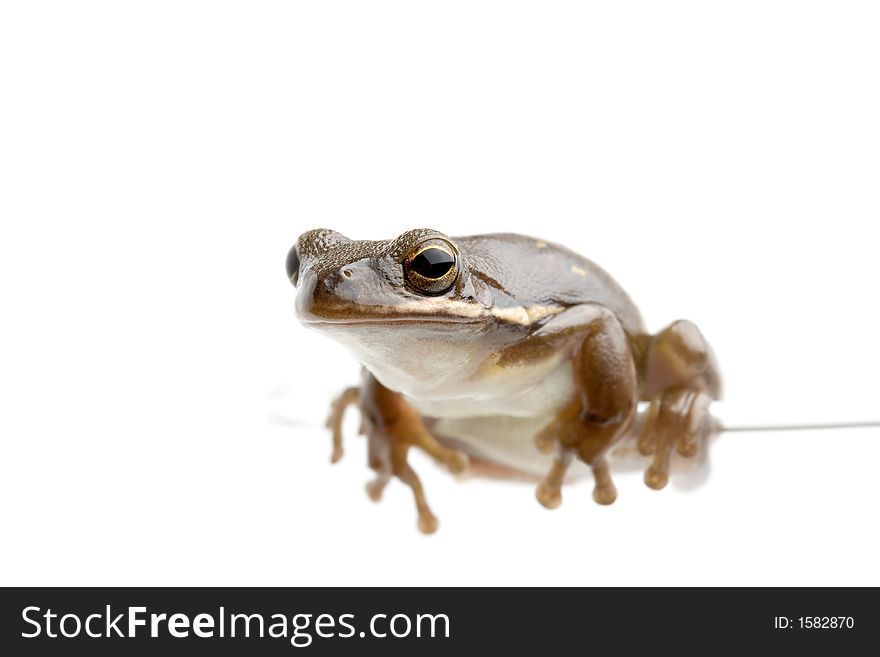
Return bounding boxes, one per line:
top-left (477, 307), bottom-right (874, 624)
top-left (286, 228), bottom-right (721, 533)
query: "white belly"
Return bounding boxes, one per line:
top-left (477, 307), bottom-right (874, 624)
top-left (406, 361), bottom-right (578, 476)
top-left (407, 361), bottom-right (575, 419)
top-left (431, 414), bottom-right (573, 477)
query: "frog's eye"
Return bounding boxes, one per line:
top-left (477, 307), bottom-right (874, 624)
top-left (403, 240), bottom-right (458, 295)
top-left (286, 244), bottom-right (300, 286)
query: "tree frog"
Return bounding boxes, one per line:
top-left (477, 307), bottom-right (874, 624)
top-left (286, 228), bottom-right (721, 533)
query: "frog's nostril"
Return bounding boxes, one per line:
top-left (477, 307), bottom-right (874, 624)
top-left (342, 269), bottom-right (352, 279)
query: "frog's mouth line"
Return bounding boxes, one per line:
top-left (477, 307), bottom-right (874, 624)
top-left (300, 302), bottom-right (564, 328)
top-left (301, 314), bottom-right (489, 327)
top-left (298, 297), bottom-right (494, 327)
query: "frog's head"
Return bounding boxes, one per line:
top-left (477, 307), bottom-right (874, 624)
top-left (287, 228), bottom-right (493, 326)
top-left (285, 228), bottom-right (501, 395)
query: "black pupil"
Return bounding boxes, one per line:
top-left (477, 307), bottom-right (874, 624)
top-left (411, 248), bottom-right (454, 279)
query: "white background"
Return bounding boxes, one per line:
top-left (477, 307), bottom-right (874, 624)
top-left (1, 2), bottom-right (878, 586)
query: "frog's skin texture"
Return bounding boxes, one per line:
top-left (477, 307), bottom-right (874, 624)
top-left (287, 228), bottom-right (721, 533)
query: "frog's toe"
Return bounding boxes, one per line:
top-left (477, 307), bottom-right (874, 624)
top-left (417, 511), bottom-right (439, 534)
top-left (389, 447), bottom-right (442, 534)
top-left (535, 451), bottom-right (572, 509)
top-left (643, 465), bottom-right (670, 490)
top-left (325, 386), bottom-right (360, 463)
top-left (590, 460), bottom-right (617, 504)
top-left (675, 436), bottom-right (700, 458)
top-left (400, 424), bottom-right (471, 477)
top-left (636, 423), bottom-right (658, 456)
top-left (639, 387), bottom-right (712, 491)
top-left (365, 473), bottom-right (390, 502)
top-left (444, 449), bottom-right (469, 475)
top-left (534, 424), bottom-right (558, 454)
top-left (536, 481), bottom-right (563, 509)
top-left (592, 484), bottom-right (617, 505)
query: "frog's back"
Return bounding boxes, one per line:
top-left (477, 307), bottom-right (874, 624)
top-left (456, 233), bottom-right (646, 335)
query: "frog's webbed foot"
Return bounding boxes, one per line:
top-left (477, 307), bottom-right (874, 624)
top-left (329, 376), bottom-right (469, 534)
top-left (637, 387), bottom-right (713, 489)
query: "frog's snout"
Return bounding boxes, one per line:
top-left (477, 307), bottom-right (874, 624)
top-left (293, 260), bottom-right (371, 324)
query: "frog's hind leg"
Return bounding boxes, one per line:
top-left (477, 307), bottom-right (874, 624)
top-left (637, 320), bottom-right (721, 490)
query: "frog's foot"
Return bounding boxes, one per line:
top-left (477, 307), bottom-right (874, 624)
top-left (590, 459), bottom-right (618, 505)
top-left (535, 449), bottom-right (570, 509)
top-left (637, 387), bottom-right (712, 490)
top-left (365, 470), bottom-right (391, 502)
top-left (389, 425), bottom-right (468, 533)
top-left (534, 411), bottom-right (621, 508)
top-left (358, 375), bottom-right (469, 533)
top-left (325, 386), bottom-right (360, 463)
top-left (364, 428), bottom-right (444, 534)
top-left (391, 444), bottom-right (439, 534)
top-left (535, 449), bottom-right (618, 508)
top-left (636, 319), bottom-right (720, 490)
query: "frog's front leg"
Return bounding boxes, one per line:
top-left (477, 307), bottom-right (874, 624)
top-left (524, 305), bottom-right (638, 508)
top-left (326, 371), bottom-right (468, 534)
top-left (326, 386), bottom-right (360, 463)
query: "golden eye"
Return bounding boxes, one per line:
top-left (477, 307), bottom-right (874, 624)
top-left (403, 240), bottom-right (458, 295)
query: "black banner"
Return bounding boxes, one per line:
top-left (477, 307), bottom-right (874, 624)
top-left (0, 587), bottom-right (875, 655)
